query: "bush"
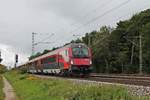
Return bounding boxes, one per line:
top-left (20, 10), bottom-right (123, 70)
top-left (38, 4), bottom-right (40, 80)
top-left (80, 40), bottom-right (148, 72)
top-left (18, 67), bottom-right (27, 74)
top-left (0, 65), bottom-right (7, 74)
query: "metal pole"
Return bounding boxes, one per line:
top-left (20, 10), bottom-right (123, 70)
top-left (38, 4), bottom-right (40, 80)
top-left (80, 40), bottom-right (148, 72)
top-left (130, 42), bottom-right (134, 64)
top-left (14, 63), bottom-right (16, 68)
top-left (0, 51), bottom-right (2, 63)
top-left (32, 32), bottom-right (37, 55)
top-left (0, 51), bottom-right (1, 60)
top-left (14, 55), bottom-right (16, 68)
top-left (88, 35), bottom-right (91, 47)
top-left (32, 32), bottom-right (34, 55)
top-left (139, 34), bottom-right (143, 74)
top-left (32, 33), bottom-right (54, 55)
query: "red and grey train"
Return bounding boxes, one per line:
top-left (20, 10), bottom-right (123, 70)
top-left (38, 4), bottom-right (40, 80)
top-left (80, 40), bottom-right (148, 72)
top-left (23, 43), bottom-right (92, 75)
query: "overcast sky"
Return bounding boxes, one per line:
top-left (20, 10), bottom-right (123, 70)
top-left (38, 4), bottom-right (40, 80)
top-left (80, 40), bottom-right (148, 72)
top-left (0, 0), bottom-right (149, 67)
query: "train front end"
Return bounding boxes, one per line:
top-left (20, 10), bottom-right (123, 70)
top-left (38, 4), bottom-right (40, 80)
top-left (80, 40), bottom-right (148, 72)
top-left (70, 44), bottom-right (92, 75)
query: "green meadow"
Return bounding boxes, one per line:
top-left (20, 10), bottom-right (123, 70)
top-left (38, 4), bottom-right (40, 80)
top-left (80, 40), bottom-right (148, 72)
top-left (4, 70), bottom-right (150, 100)
top-left (0, 75), bottom-right (4, 100)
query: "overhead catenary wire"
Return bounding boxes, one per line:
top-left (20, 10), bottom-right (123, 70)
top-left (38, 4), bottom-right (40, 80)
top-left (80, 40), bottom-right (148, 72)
top-left (70, 0), bottom-right (113, 27)
top-left (56, 0), bottom-right (131, 44)
top-left (34, 0), bottom-right (120, 46)
top-left (69, 0), bottom-right (131, 34)
top-left (54, 0), bottom-right (113, 42)
top-left (32, 33), bottom-right (55, 55)
top-left (34, 33), bottom-right (55, 45)
top-left (36, 0), bottom-right (132, 49)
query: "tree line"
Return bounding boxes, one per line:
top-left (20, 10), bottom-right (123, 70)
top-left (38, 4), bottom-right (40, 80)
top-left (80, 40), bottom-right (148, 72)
top-left (30, 9), bottom-right (150, 74)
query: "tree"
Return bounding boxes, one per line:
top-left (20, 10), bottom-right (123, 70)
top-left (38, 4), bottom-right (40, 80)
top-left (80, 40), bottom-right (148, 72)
top-left (42, 50), bottom-right (50, 55)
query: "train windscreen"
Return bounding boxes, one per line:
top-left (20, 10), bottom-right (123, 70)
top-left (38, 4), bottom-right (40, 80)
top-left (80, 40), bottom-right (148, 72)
top-left (72, 47), bottom-right (89, 58)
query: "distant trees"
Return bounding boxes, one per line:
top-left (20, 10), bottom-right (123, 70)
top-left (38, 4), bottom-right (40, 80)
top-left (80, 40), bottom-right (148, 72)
top-left (73, 9), bottom-right (150, 74)
top-left (29, 49), bottom-right (51, 60)
top-left (29, 52), bottom-right (41, 60)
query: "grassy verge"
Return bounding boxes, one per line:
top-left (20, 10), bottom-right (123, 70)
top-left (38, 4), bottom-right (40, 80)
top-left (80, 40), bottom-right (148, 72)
top-left (4, 70), bottom-right (149, 100)
top-left (0, 75), bottom-right (4, 100)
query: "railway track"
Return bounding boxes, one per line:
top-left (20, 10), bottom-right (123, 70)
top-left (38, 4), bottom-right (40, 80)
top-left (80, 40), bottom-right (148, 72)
top-left (88, 77), bottom-right (150, 86)
top-left (89, 74), bottom-right (150, 86)
top-left (34, 73), bottom-right (150, 87)
top-left (90, 73), bottom-right (150, 80)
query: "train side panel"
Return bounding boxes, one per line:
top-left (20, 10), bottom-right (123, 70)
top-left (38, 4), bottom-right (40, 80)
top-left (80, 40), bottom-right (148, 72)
top-left (25, 43), bottom-right (92, 75)
top-left (58, 48), bottom-right (71, 70)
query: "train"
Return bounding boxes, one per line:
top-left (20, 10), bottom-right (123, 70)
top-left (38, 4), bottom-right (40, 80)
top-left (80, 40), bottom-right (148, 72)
top-left (19, 43), bottom-right (92, 76)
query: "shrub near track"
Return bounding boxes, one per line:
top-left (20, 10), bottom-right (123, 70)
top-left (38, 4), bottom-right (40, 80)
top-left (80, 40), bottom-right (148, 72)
top-left (4, 70), bottom-right (149, 100)
top-left (0, 75), bottom-right (4, 100)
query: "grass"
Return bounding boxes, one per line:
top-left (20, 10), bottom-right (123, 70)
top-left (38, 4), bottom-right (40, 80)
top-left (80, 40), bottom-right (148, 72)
top-left (4, 70), bottom-right (150, 100)
top-left (0, 75), bottom-right (4, 100)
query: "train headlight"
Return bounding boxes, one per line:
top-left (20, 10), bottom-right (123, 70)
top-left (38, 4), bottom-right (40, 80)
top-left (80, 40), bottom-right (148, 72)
top-left (71, 60), bottom-right (74, 65)
top-left (90, 60), bottom-right (92, 65)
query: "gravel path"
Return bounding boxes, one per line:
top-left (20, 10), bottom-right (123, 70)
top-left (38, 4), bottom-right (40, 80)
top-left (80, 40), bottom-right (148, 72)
top-left (3, 76), bottom-right (17, 100)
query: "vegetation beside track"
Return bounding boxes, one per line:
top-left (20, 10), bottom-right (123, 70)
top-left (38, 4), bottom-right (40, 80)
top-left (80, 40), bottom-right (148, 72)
top-left (3, 70), bottom-right (150, 100)
top-left (0, 75), bottom-right (4, 100)
top-left (0, 64), bottom-right (7, 74)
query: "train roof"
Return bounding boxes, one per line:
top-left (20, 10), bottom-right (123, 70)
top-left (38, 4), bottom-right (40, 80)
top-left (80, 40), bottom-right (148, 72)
top-left (27, 43), bottom-right (87, 64)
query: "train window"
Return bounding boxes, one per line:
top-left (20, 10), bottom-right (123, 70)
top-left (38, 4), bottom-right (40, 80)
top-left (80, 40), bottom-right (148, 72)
top-left (82, 48), bottom-right (89, 56)
top-left (41, 56), bottom-right (57, 64)
top-left (48, 57), bottom-right (56, 63)
top-left (72, 47), bottom-right (89, 58)
top-left (65, 50), bottom-right (68, 56)
top-left (42, 58), bottom-right (48, 64)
